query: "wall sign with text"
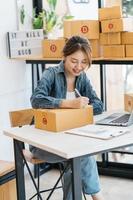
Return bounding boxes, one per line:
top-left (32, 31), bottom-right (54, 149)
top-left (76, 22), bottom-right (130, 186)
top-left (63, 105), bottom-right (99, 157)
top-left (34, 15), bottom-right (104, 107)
top-left (7, 29), bottom-right (44, 58)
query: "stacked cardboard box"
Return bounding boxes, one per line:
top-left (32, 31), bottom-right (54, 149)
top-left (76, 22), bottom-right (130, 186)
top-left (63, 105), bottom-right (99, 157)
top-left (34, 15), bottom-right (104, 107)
top-left (122, 32), bottom-right (133, 57)
top-left (63, 20), bottom-right (100, 58)
top-left (42, 20), bottom-right (100, 58)
top-left (42, 38), bottom-right (66, 58)
top-left (64, 20), bottom-right (99, 39)
top-left (41, 6), bottom-right (133, 59)
top-left (99, 6), bottom-right (133, 58)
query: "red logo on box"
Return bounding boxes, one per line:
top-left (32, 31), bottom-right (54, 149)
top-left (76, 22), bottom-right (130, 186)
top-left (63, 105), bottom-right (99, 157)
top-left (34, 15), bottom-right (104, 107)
top-left (81, 26), bottom-right (89, 33)
top-left (128, 101), bottom-right (131, 107)
top-left (42, 116), bottom-right (47, 125)
top-left (50, 44), bottom-right (57, 52)
top-left (108, 23), bottom-right (113, 29)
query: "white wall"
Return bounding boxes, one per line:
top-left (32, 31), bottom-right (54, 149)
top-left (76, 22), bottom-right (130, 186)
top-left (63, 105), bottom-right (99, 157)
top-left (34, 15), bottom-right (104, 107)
top-left (67, 0), bottom-right (98, 19)
top-left (0, 0), bottom-right (99, 162)
top-left (0, 0), bottom-right (32, 161)
top-left (16, 0), bottom-right (33, 30)
top-left (43, 0), bottom-right (98, 19)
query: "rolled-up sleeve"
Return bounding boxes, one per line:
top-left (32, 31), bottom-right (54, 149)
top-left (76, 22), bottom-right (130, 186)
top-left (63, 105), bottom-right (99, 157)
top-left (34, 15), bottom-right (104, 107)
top-left (30, 68), bottom-right (62, 109)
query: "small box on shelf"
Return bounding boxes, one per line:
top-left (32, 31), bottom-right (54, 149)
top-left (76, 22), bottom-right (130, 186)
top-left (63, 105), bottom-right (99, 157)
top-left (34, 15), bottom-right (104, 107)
top-left (122, 32), bottom-right (133, 44)
top-left (42, 38), bottom-right (66, 58)
top-left (102, 45), bottom-right (125, 58)
top-left (64, 20), bottom-right (99, 39)
top-left (100, 32), bottom-right (121, 45)
top-left (99, 6), bottom-right (122, 21)
top-left (125, 45), bottom-right (133, 57)
top-left (101, 18), bottom-right (133, 33)
top-left (90, 40), bottom-right (101, 58)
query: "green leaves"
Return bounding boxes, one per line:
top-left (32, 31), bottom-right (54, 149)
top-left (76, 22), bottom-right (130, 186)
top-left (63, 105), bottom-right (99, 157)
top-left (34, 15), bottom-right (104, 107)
top-left (32, 1), bottom-right (58, 32)
top-left (32, 0), bottom-right (74, 34)
top-left (64, 15), bottom-right (74, 20)
top-left (32, 9), bottom-right (44, 29)
top-left (20, 5), bottom-right (25, 25)
top-left (32, 17), bottom-right (43, 29)
top-left (45, 11), bottom-right (58, 32)
top-left (47, 0), bottom-right (57, 11)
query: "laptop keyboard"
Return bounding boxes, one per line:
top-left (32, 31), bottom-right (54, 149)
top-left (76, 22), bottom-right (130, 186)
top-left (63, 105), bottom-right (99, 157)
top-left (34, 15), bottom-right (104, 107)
top-left (110, 114), bottom-right (130, 124)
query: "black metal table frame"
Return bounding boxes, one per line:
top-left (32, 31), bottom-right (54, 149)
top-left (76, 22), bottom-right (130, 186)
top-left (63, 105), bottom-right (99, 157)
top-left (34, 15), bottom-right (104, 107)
top-left (13, 132), bottom-right (133, 200)
top-left (13, 138), bottom-right (82, 200)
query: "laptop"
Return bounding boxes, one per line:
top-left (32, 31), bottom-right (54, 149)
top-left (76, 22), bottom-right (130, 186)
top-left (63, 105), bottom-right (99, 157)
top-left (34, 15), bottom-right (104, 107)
top-left (96, 111), bottom-right (133, 127)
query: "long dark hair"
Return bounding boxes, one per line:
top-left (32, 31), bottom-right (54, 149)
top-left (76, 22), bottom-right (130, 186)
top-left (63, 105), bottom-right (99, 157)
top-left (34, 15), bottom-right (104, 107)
top-left (62, 35), bottom-right (92, 67)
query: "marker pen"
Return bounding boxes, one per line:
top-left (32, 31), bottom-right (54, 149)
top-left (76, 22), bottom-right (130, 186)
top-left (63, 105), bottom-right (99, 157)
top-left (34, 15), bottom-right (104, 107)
top-left (75, 88), bottom-right (81, 97)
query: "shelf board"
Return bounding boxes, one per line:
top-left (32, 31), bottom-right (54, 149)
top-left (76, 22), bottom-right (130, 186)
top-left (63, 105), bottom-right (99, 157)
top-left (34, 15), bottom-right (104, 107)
top-left (12, 56), bottom-right (133, 65)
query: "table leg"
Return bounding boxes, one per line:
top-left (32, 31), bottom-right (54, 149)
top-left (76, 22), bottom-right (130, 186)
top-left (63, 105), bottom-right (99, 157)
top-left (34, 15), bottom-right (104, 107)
top-left (14, 139), bottom-right (26, 200)
top-left (99, 64), bottom-right (107, 110)
top-left (31, 64), bottom-right (38, 92)
top-left (31, 63), bottom-right (45, 93)
top-left (71, 157), bottom-right (82, 200)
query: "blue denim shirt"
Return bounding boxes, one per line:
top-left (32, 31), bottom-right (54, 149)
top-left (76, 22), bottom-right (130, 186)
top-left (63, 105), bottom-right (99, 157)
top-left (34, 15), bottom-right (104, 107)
top-left (31, 61), bottom-right (103, 115)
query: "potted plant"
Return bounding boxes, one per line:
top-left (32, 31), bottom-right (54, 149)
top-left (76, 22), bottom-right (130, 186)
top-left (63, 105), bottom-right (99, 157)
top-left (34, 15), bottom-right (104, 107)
top-left (32, 0), bottom-right (73, 37)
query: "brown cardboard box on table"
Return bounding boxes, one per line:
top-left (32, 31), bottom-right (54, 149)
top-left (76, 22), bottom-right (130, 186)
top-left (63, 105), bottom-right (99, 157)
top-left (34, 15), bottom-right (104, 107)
top-left (124, 94), bottom-right (133, 112)
top-left (42, 38), bottom-right (66, 58)
top-left (99, 6), bottom-right (122, 21)
top-left (64, 20), bottom-right (99, 39)
top-left (34, 106), bottom-right (93, 132)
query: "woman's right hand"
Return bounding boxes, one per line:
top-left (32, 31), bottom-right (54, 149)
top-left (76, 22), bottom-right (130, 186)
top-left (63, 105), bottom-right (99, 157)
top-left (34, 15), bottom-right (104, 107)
top-left (60, 97), bottom-right (89, 109)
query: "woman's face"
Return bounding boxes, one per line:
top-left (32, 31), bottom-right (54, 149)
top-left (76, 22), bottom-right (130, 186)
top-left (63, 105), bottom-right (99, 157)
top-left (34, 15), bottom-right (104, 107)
top-left (64, 50), bottom-right (88, 77)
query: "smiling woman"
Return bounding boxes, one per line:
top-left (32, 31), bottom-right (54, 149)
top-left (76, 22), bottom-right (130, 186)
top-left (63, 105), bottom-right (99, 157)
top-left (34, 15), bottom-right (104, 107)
top-left (30, 35), bottom-right (104, 200)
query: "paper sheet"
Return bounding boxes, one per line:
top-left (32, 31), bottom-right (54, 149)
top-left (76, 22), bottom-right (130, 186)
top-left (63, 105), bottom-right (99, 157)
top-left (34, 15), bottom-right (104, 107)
top-left (65, 125), bottom-right (130, 140)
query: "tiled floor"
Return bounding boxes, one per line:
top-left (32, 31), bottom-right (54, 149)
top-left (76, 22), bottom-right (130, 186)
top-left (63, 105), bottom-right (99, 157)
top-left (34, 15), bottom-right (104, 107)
top-left (25, 168), bottom-right (133, 200)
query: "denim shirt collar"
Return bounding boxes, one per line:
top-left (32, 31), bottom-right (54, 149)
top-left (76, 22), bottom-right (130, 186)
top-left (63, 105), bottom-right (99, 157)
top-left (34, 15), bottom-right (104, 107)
top-left (56, 61), bottom-right (65, 74)
top-left (57, 60), bottom-right (82, 84)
